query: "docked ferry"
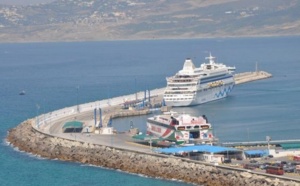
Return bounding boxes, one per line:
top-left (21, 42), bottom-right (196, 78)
top-left (163, 53), bottom-right (235, 107)
top-left (146, 112), bottom-right (215, 144)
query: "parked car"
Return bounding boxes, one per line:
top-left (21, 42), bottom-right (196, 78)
top-left (266, 166), bottom-right (284, 175)
top-left (260, 163), bottom-right (271, 170)
top-left (223, 158), bottom-right (232, 163)
top-left (293, 155), bottom-right (300, 161)
top-left (283, 165), bottom-right (295, 173)
top-left (244, 163), bottom-right (259, 170)
top-left (236, 157), bottom-right (243, 160)
top-left (250, 160), bottom-right (258, 164)
top-left (280, 161), bottom-right (287, 165)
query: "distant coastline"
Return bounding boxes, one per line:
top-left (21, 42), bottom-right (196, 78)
top-left (1, 34), bottom-right (300, 44)
top-left (1, 0), bottom-right (300, 43)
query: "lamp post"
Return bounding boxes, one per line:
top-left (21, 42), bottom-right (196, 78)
top-left (135, 77), bottom-right (137, 100)
top-left (266, 136), bottom-right (271, 154)
top-left (130, 120), bottom-right (133, 129)
top-left (43, 98), bottom-right (46, 126)
top-left (149, 136), bottom-right (152, 151)
top-left (76, 86), bottom-right (80, 112)
top-left (111, 131), bottom-right (114, 147)
top-left (247, 128), bottom-right (249, 144)
top-left (36, 104), bottom-right (40, 128)
top-left (49, 112), bottom-right (52, 134)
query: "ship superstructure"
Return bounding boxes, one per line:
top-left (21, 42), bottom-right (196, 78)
top-left (163, 53), bottom-right (235, 106)
top-left (147, 112), bottom-right (215, 144)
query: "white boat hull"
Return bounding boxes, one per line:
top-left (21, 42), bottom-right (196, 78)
top-left (165, 83), bottom-right (234, 107)
top-left (163, 53), bottom-right (236, 107)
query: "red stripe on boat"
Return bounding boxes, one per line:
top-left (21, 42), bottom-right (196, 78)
top-left (162, 128), bottom-right (172, 138)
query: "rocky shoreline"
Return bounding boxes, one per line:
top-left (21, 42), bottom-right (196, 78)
top-left (7, 120), bottom-right (299, 186)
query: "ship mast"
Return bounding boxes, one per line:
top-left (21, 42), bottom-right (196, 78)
top-left (205, 53), bottom-right (216, 64)
top-left (255, 61), bottom-right (258, 74)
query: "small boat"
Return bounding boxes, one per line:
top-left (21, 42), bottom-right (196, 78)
top-left (19, 90), bottom-right (26, 95)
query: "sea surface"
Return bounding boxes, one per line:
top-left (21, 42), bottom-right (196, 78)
top-left (0, 37), bottom-right (300, 185)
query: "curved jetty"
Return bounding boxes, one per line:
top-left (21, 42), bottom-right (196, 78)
top-left (8, 71), bottom-right (298, 186)
top-left (7, 119), bottom-right (299, 186)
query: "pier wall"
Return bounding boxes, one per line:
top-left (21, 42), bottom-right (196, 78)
top-left (34, 88), bottom-right (164, 132)
top-left (234, 71), bottom-right (272, 85)
top-left (34, 70), bottom-right (271, 132)
top-left (7, 120), bottom-right (299, 186)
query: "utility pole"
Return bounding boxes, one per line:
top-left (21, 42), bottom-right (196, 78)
top-left (135, 77), bottom-right (137, 100)
top-left (247, 128), bottom-right (249, 144)
top-left (76, 86), bottom-right (80, 112)
top-left (36, 104), bottom-right (40, 128)
top-left (266, 136), bottom-right (271, 154)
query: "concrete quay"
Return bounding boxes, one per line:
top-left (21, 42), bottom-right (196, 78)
top-left (234, 71), bottom-right (272, 85)
top-left (33, 70), bottom-right (272, 134)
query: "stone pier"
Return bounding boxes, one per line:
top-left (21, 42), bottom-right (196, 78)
top-left (7, 120), bottom-right (299, 186)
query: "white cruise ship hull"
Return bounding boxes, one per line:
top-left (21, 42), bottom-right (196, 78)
top-left (165, 83), bottom-right (234, 107)
top-left (163, 53), bottom-right (236, 107)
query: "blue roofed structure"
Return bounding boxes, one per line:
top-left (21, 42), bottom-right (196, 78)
top-left (155, 145), bottom-right (241, 154)
top-left (156, 145), bottom-right (245, 163)
top-left (244, 149), bottom-right (268, 157)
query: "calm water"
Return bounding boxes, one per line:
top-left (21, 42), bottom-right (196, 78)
top-left (0, 37), bottom-right (299, 185)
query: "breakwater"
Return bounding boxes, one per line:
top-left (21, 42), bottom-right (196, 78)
top-left (234, 71), bottom-right (272, 85)
top-left (7, 120), bottom-right (299, 186)
top-left (6, 70), bottom-right (288, 185)
top-left (102, 108), bottom-right (152, 127)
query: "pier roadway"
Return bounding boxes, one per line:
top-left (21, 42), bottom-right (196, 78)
top-left (44, 105), bottom-right (152, 153)
top-left (234, 71), bottom-right (272, 85)
top-left (33, 70), bottom-right (273, 155)
top-left (27, 70), bottom-right (300, 183)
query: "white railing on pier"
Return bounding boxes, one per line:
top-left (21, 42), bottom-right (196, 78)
top-left (34, 88), bottom-right (165, 131)
top-left (34, 70), bottom-right (271, 132)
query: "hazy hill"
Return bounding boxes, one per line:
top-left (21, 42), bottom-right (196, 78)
top-left (0, 0), bottom-right (299, 42)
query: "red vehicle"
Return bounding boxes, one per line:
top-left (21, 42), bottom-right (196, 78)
top-left (293, 155), bottom-right (300, 161)
top-left (266, 166), bottom-right (284, 175)
top-left (243, 163), bottom-right (258, 170)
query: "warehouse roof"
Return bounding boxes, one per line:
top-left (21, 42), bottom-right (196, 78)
top-left (156, 145), bottom-right (240, 154)
top-left (62, 121), bottom-right (83, 133)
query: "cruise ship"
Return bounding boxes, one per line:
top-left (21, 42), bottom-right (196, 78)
top-left (163, 53), bottom-right (235, 107)
top-left (147, 112), bottom-right (215, 145)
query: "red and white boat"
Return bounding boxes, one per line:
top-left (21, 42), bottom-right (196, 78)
top-left (147, 112), bottom-right (215, 144)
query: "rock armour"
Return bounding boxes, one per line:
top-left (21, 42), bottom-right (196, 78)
top-left (7, 120), bottom-right (299, 186)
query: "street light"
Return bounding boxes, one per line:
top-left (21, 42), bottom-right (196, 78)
top-left (49, 112), bottom-right (52, 134)
top-left (43, 99), bottom-right (46, 126)
top-left (76, 86), bottom-right (80, 112)
top-left (149, 136), bottom-right (152, 151)
top-left (247, 128), bottom-right (249, 144)
top-left (266, 136), bottom-right (271, 153)
top-left (134, 77), bottom-right (137, 100)
top-left (111, 131), bottom-right (114, 147)
top-left (130, 120), bottom-right (133, 129)
top-left (36, 104), bottom-right (40, 128)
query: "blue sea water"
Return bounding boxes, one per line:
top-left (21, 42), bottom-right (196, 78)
top-left (0, 37), bottom-right (300, 185)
